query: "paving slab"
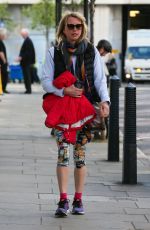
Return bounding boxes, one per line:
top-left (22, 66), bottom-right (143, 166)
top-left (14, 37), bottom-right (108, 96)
top-left (0, 83), bottom-right (150, 230)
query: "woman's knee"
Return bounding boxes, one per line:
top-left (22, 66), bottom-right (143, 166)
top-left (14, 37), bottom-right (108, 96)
top-left (57, 142), bottom-right (70, 167)
top-left (57, 150), bottom-right (70, 166)
top-left (73, 143), bottom-right (86, 168)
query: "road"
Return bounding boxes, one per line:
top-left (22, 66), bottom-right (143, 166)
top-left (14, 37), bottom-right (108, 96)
top-left (119, 82), bottom-right (150, 157)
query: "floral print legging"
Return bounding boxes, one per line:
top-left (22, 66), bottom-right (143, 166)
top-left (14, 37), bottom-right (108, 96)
top-left (55, 127), bottom-right (92, 168)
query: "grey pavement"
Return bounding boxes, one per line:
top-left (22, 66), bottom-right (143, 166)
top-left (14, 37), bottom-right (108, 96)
top-left (0, 83), bottom-right (150, 230)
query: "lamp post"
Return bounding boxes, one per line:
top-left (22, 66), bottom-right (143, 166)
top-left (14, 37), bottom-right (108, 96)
top-left (56, 0), bottom-right (62, 28)
top-left (84, 0), bottom-right (88, 25)
top-left (89, 0), bottom-right (95, 43)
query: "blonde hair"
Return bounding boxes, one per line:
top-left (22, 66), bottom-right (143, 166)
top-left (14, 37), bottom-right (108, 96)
top-left (0, 28), bottom-right (7, 38)
top-left (56, 11), bottom-right (88, 44)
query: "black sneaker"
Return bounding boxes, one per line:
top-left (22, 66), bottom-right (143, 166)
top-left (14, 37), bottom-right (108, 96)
top-left (72, 199), bottom-right (85, 215)
top-left (3, 90), bottom-right (10, 94)
top-left (51, 128), bottom-right (55, 136)
top-left (55, 199), bottom-right (69, 217)
top-left (24, 91), bottom-right (32, 94)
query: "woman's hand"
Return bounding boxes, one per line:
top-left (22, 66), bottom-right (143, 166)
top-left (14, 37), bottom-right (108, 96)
top-left (99, 101), bottom-right (110, 118)
top-left (64, 85), bottom-right (83, 97)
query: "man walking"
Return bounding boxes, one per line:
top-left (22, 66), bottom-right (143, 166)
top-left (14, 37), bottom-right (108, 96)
top-left (17, 28), bottom-right (35, 94)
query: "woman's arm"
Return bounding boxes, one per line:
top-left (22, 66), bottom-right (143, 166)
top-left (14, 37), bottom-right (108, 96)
top-left (41, 47), bottom-right (64, 97)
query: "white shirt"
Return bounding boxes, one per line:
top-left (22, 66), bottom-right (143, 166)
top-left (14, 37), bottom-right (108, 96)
top-left (41, 46), bottom-right (110, 103)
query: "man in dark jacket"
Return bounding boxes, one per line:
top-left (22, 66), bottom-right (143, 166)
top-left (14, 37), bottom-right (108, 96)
top-left (0, 28), bottom-right (9, 94)
top-left (17, 28), bottom-right (35, 94)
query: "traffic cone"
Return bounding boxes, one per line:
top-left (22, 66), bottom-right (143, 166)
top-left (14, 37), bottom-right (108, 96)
top-left (0, 66), bottom-right (3, 95)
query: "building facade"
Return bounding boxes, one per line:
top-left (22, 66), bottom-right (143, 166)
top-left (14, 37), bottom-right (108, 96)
top-left (94, 1), bottom-right (150, 78)
top-left (1, 0), bottom-right (150, 78)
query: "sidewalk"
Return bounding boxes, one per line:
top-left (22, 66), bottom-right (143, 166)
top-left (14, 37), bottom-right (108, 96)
top-left (0, 83), bottom-right (150, 230)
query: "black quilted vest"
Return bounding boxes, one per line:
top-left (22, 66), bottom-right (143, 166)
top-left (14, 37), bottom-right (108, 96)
top-left (54, 43), bottom-right (100, 103)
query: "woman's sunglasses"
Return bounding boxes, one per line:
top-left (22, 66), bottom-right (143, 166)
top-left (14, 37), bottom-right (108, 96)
top-left (67, 24), bottom-right (83, 30)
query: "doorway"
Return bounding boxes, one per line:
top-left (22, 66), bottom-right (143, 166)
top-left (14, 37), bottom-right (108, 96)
top-left (121, 5), bottom-right (150, 81)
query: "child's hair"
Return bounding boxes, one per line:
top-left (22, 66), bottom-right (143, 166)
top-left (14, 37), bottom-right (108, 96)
top-left (97, 39), bottom-right (112, 53)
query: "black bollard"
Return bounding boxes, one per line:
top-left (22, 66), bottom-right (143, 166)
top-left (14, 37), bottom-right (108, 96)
top-left (108, 76), bottom-right (120, 161)
top-left (122, 83), bottom-right (137, 184)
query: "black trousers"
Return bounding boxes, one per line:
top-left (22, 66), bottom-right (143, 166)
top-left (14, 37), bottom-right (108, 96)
top-left (21, 65), bottom-right (32, 93)
top-left (30, 66), bottom-right (40, 84)
top-left (1, 64), bottom-right (8, 92)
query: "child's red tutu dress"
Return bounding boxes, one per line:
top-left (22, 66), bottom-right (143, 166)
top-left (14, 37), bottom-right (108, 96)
top-left (42, 70), bottom-right (96, 144)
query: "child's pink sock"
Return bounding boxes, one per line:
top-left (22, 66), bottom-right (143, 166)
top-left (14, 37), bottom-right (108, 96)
top-left (60, 193), bottom-right (68, 200)
top-left (74, 192), bottom-right (82, 200)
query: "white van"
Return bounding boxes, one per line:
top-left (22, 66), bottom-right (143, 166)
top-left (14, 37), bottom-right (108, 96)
top-left (124, 30), bottom-right (150, 81)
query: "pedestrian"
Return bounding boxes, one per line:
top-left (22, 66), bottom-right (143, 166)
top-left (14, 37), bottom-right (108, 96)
top-left (0, 28), bottom-right (9, 94)
top-left (41, 11), bottom-right (110, 217)
top-left (97, 39), bottom-right (117, 84)
top-left (17, 28), bottom-right (36, 94)
top-left (96, 39), bottom-right (112, 139)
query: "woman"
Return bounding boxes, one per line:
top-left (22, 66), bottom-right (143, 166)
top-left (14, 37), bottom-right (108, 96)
top-left (41, 11), bottom-right (110, 217)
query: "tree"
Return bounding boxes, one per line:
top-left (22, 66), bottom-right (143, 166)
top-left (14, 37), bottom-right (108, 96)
top-left (22, 0), bottom-right (55, 48)
top-left (0, 4), bottom-right (14, 30)
top-left (62, 0), bottom-right (82, 12)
